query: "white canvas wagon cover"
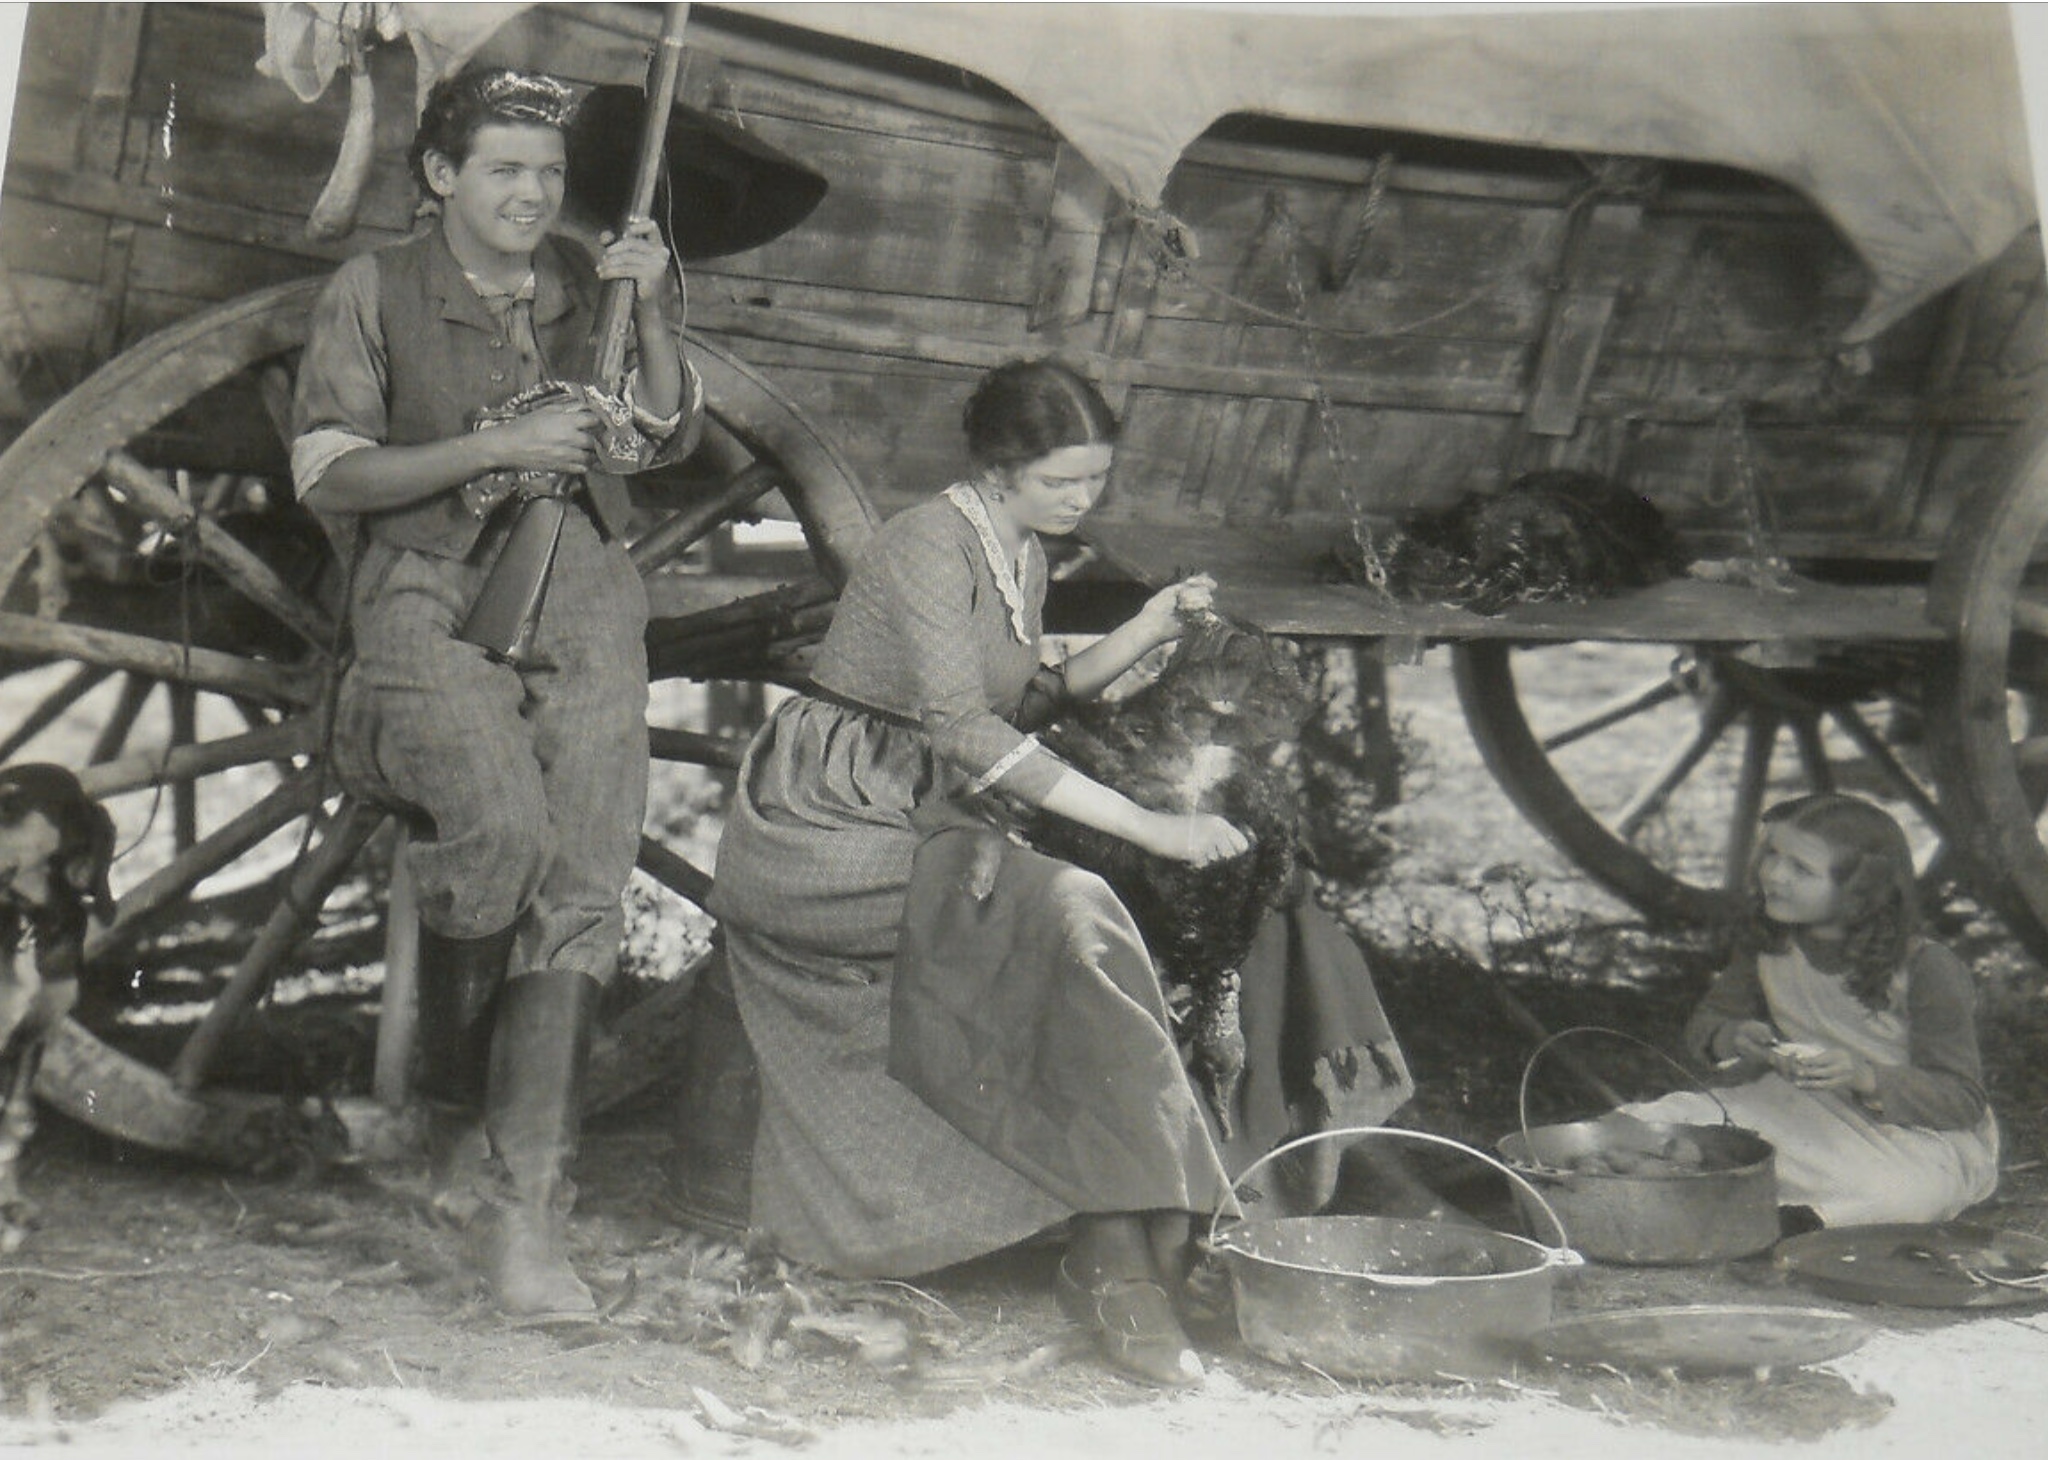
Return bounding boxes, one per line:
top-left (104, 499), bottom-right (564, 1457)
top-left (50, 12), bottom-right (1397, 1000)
top-left (264, 1), bottom-right (2038, 342)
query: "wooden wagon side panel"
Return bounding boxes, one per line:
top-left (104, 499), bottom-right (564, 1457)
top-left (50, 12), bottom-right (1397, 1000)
top-left (0, 4), bottom-right (146, 411)
top-left (654, 21), bottom-right (1073, 514)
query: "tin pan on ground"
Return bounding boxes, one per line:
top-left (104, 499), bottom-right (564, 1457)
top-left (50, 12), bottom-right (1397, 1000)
top-left (1497, 1028), bottom-right (1780, 1265)
top-left (1211, 1128), bottom-right (1581, 1383)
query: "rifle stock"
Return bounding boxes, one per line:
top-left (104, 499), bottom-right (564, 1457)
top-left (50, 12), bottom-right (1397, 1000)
top-left (462, 495), bottom-right (567, 664)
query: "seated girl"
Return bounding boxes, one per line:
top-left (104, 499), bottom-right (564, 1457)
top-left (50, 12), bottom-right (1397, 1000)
top-left (1628, 792), bottom-right (1999, 1229)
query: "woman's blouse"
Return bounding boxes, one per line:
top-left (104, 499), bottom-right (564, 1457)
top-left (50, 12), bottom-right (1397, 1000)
top-left (1686, 938), bottom-right (1989, 1129)
top-left (807, 488), bottom-right (1067, 804)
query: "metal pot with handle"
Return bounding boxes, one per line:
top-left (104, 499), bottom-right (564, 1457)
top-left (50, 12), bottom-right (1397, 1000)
top-left (1496, 1026), bottom-right (1779, 1265)
top-left (1210, 1127), bottom-right (1581, 1383)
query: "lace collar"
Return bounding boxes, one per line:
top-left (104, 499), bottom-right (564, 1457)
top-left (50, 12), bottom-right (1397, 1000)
top-left (944, 483), bottom-right (1032, 642)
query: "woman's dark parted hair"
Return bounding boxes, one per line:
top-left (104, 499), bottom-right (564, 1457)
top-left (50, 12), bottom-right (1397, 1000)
top-left (962, 359), bottom-right (1120, 472)
top-left (1748, 792), bottom-right (1920, 1010)
top-left (407, 68), bottom-right (580, 197)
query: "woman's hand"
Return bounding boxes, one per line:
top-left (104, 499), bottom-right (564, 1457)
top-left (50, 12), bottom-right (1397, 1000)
top-left (1129, 573), bottom-right (1219, 649)
top-left (1772, 1040), bottom-right (1877, 1096)
top-left (596, 217), bottom-right (676, 294)
top-left (1143, 810), bottom-right (1250, 867)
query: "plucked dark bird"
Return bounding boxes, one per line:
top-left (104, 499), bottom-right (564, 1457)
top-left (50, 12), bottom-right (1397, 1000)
top-left (1335, 468), bottom-right (1689, 614)
top-left (1026, 615), bottom-right (1312, 1136)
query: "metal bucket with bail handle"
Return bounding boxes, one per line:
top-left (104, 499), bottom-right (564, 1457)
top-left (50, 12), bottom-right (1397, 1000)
top-left (1496, 1026), bottom-right (1779, 1265)
top-left (1209, 1127), bottom-right (1581, 1383)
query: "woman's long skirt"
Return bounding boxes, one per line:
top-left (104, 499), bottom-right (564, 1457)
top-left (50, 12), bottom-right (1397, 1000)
top-left (707, 696), bottom-right (1231, 1278)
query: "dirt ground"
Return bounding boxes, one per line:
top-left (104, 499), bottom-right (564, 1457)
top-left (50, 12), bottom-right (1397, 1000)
top-left (3, 650), bottom-right (2047, 1459)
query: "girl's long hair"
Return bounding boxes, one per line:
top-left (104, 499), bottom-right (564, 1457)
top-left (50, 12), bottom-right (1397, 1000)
top-left (1746, 792), bottom-right (1918, 1010)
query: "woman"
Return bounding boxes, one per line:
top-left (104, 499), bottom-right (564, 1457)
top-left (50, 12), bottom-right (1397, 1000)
top-left (707, 359), bottom-right (1245, 1387)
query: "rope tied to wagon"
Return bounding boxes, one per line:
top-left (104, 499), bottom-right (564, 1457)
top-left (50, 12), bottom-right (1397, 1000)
top-left (1324, 149), bottom-right (1396, 293)
top-left (1131, 203), bottom-right (1199, 285)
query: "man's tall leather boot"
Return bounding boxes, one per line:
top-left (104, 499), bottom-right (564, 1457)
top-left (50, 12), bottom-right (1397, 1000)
top-left (413, 926), bottom-right (513, 1229)
top-left (480, 967), bottom-right (599, 1318)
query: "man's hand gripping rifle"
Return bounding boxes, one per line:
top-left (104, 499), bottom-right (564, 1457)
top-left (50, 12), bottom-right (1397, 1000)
top-left (457, 8), bottom-right (689, 668)
top-left (458, 383), bottom-right (650, 665)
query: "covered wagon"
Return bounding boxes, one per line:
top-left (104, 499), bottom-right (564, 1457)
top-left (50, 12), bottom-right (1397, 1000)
top-left (1, 1), bottom-right (2044, 1158)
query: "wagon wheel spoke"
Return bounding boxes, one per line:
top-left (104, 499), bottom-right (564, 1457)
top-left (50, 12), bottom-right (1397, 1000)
top-left (0, 663), bottom-right (112, 762)
top-left (1723, 710), bottom-right (1780, 893)
top-left (99, 450), bottom-right (336, 656)
top-left (1538, 673), bottom-right (1685, 754)
top-left (1612, 684), bottom-right (1742, 839)
top-left (85, 768), bottom-right (328, 963)
top-left (171, 799), bottom-right (388, 1091)
top-left (2010, 592), bottom-right (2048, 638)
top-left (90, 673), bottom-right (156, 763)
top-left (630, 460), bottom-right (791, 575)
top-left (0, 611), bottom-right (318, 709)
top-left (77, 717), bottom-right (318, 801)
top-left (1825, 704), bottom-right (1949, 833)
top-left (635, 834), bottom-right (714, 908)
top-left (1789, 713), bottom-right (1836, 793)
top-left (649, 726), bottom-right (746, 770)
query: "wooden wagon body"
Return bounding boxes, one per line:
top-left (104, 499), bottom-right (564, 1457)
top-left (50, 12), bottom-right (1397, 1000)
top-left (3, 1), bottom-right (2047, 1155)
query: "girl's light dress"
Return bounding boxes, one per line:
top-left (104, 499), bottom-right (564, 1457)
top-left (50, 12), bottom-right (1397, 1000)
top-left (1628, 939), bottom-right (1999, 1226)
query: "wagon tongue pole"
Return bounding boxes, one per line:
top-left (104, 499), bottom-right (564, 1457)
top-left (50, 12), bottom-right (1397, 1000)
top-left (458, 4), bottom-right (692, 666)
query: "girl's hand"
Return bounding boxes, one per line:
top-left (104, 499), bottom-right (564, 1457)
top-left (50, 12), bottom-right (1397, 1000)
top-left (1145, 810), bottom-right (1250, 867)
top-left (1773, 1040), bottom-right (1876, 1095)
top-left (1720, 1020), bottom-right (1780, 1065)
top-left (1130, 573), bottom-right (1219, 648)
top-left (596, 217), bottom-right (675, 294)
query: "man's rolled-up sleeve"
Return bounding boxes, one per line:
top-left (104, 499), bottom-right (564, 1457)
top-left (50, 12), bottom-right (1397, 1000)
top-left (290, 257), bottom-right (389, 498)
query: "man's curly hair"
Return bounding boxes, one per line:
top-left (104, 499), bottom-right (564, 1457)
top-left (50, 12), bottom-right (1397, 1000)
top-left (1746, 792), bottom-right (1919, 1011)
top-left (407, 67), bottom-right (580, 197)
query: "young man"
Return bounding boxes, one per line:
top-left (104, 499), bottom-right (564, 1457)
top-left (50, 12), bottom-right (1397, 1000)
top-left (290, 68), bottom-right (700, 1317)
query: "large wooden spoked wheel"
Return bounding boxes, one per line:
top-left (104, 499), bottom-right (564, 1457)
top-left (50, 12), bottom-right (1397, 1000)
top-left (1925, 403), bottom-right (2048, 963)
top-left (0, 276), bottom-right (873, 1164)
top-left (1449, 638), bottom-right (2000, 937)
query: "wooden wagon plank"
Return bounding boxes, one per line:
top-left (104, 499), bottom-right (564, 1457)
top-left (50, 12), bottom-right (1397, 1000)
top-left (6, 160), bottom-right (383, 270)
top-left (1078, 520), bottom-right (1944, 643)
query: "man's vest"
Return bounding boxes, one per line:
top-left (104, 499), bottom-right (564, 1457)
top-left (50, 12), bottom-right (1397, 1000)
top-left (365, 228), bottom-right (636, 560)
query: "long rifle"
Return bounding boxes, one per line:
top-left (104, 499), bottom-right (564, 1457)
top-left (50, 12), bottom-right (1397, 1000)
top-left (460, 3), bottom-right (692, 665)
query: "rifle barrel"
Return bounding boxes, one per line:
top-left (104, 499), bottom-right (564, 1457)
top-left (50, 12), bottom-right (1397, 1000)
top-left (593, 3), bottom-right (692, 389)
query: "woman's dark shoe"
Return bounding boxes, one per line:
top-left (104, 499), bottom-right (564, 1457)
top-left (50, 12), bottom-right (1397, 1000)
top-left (1174, 1249), bottom-right (1236, 1330)
top-left (1056, 1258), bottom-right (1205, 1389)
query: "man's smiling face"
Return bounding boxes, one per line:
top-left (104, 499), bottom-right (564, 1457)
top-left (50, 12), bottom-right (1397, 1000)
top-left (427, 122), bottom-right (567, 276)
